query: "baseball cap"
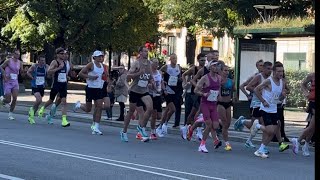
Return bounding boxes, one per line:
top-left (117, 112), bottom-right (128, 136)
top-left (92, 50), bottom-right (104, 57)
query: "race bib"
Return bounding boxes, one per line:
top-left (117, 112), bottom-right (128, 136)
top-left (36, 76), bottom-right (45, 85)
top-left (252, 101), bottom-right (261, 107)
top-left (207, 90), bottom-right (219, 102)
top-left (138, 80), bottom-right (148, 87)
top-left (168, 76), bottom-right (178, 86)
top-left (58, 73), bottom-right (67, 82)
top-left (10, 73), bottom-right (17, 80)
top-left (272, 93), bottom-right (280, 104)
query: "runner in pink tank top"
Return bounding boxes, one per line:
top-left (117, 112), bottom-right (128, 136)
top-left (0, 49), bottom-right (23, 120)
top-left (194, 61), bottom-right (221, 153)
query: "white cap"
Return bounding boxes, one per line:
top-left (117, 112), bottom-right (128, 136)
top-left (92, 50), bottom-right (103, 57)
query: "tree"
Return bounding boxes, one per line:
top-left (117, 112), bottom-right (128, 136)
top-left (1, 0), bottom-right (159, 63)
top-left (144, 0), bottom-right (239, 64)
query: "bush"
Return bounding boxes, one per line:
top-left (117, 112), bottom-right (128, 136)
top-left (285, 70), bottom-right (309, 107)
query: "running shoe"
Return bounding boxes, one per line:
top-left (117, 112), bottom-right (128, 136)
top-left (92, 126), bottom-right (103, 135)
top-left (136, 132), bottom-right (142, 140)
top-left (187, 125), bottom-right (193, 141)
top-left (61, 118), bottom-right (70, 127)
top-left (120, 131), bottom-right (129, 142)
top-left (196, 127), bottom-right (203, 141)
top-left (225, 144), bottom-right (232, 151)
top-left (73, 101), bottom-right (81, 112)
top-left (137, 125), bottom-right (148, 137)
top-left (254, 150), bottom-right (268, 158)
top-left (213, 139), bottom-right (222, 149)
top-left (198, 144), bottom-right (208, 153)
top-left (149, 133), bottom-right (157, 140)
top-left (161, 123), bottom-right (168, 134)
top-left (250, 120), bottom-right (259, 137)
top-left (291, 138), bottom-right (299, 154)
top-left (46, 114), bottom-right (53, 124)
top-left (279, 142), bottom-right (289, 152)
top-left (38, 106), bottom-right (45, 118)
top-left (245, 140), bottom-right (256, 148)
top-left (302, 143), bottom-right (310, 156)
top-left (264, 147), bottom-right (270, 154)
top-left (156, 126), bottom-right (164, 138)
top-left (8, 112), bottom-right (15, 120)
top-left (180, 125), bottom-right (187, 140)
top-left (234, 116), bottom-right (244, 131)
top-left (50, 104), bottom-right (57, 117)
top-left (28, 107), bottom-right (35, 124)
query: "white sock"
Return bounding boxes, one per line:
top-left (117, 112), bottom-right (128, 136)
top-left (151, 129), bottom-right (155, 134)
top-left (225, 141), bottom-right (229, 146)
top-left (247, 134), bottom-right (254, 142)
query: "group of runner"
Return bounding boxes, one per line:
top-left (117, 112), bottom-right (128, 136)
top-left (0, 47), bottom-right (314, 158)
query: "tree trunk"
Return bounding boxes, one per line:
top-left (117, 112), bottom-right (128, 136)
top-left (186, 34), bottom-right (196, 65)
top-left (44, 42), bottom-right (55, 65)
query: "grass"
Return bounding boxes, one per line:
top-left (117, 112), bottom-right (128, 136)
top-left (235, 16), bottom-right (314, 30)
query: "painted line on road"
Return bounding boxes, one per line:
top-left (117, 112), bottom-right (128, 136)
top-left (0, 140), bottom-right (228, 180)
top-left (0, 174), bottom-right (25, 180)
top-left (0, 140), bottom-right (188, 180)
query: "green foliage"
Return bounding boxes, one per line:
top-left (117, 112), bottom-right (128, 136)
top-left (0, 0), bottom-right (159, 54)
top-left (144, 0), bottom-right (239, 37)
top-left (285, 70), bottom-right (309, 107)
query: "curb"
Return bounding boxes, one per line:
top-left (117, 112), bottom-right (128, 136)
top-left (1, 104), bottom-right (314, 152)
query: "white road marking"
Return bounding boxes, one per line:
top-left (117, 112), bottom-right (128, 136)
top-left (0, 174), bottom-right (25, 180)
top-left (0, 140), bottom-right (228, 180)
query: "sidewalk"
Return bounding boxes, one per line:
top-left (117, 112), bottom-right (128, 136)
top-left (1, 90), bottom-right (312, 150)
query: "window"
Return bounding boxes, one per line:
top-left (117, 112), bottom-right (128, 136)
top-left (168, 36), bottom-right (176, 55)
top-left (283, 52), bottom-right (306, 70)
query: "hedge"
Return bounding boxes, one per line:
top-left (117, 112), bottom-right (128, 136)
top-left (285, 69), bottom-right (309, 107)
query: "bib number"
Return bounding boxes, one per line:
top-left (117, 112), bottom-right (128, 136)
top-left (10, 73), bottom-right (17, 80)
top-left (58, 73), bottom-right (67, 82)
top-left (138, 80), bottom-right (148, 87)
top-left (36, 76), bottom-right (45, 85)
top-left (207, 90), bottom-right (219, 102)
top-left (168, 76), bottom-right (178, 86)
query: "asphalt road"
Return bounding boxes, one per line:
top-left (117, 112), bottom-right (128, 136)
top-left (0, 112), bottom-right (314, 180)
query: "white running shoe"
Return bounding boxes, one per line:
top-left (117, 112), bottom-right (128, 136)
top-left (92, 126), bottom-right (103, 135)
top-left (161, 123), bottom-right (168, 134)
top-left (8, 112), bottom-right (14, 120)
top-left (198, 144), bottom-right (208, 153)
top-left (254, 150), bottom-right (268, 158)
top-left (302, 143), bottom-right (310, 156)
top-left (196, 127), bottom-right (203, 141)
top-left (180, 125), bottom-right (187, 140)
top-left (291, 138), bottom-right (299, 154)
top-left (156, 126), bottom-right (164, 138)
top-left (73, 101), bottom-right (81, 112)
top-left (250, 120), bottom-right (259, 137)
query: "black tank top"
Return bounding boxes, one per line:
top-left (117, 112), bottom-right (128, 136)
top-left (52, 60), bottom-right (67, 87)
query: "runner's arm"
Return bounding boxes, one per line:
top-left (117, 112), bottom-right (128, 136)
top-left (127, 61), bottom-right (142, 80)
top-left (78, 63), bottom-right (94, 79)
top-left (190, 68), bottom-right (204, 87)
top-left (0, 60), bottom-right (9, 75)
top-left (194, 76), bottom-right (207, 97)
top-left (47, 60), bottom-right (61, 75)
top-left (182, 66), bottom-right (194, 84)
top-left (254, 79), bottom-right (270, 104)
top-left (246, 75), bottom-right (259, 92)
top-left (240, 76), bottom-right (254, 97)
top-left (27, 65), bottom-right (35, 79)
